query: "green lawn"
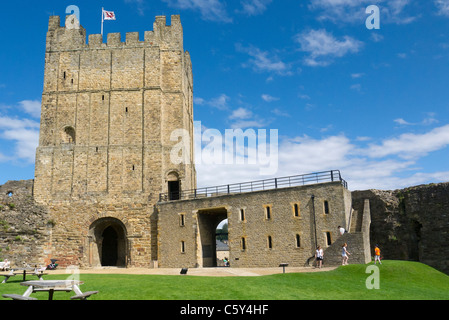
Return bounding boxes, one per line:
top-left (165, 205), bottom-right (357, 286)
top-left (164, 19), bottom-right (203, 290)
top-left (1, 261), bottom-right (448, 300)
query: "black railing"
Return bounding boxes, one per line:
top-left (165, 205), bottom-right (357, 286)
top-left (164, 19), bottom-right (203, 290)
top-left (159, 170), bottom-right (347, 202)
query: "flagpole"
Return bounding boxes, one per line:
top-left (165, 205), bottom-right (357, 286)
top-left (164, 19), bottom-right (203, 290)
top-left (101, 7), bottom-right (104, 36)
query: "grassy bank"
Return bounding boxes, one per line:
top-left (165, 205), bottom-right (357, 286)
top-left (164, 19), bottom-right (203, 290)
top-left (1, 261), bottom-right (448, 300)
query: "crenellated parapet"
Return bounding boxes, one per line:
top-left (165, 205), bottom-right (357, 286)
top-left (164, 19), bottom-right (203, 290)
top-left (46, 14), bottom-right (183, 52)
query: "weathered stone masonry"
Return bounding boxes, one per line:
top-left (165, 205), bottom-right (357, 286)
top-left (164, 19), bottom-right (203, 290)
top-left (32, 14), bottom-right (196, 268)
top-left (1, 14), bottom-right (380, 270)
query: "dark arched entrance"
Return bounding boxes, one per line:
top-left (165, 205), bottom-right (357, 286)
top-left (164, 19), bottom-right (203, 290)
top-left (88, 218), bottom-right (128, 267)
top-left (102, 226), bottom-right (118, 266)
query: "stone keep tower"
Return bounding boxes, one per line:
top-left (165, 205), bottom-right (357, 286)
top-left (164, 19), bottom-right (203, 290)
top-left (33, 14), bottom-right (196, 267)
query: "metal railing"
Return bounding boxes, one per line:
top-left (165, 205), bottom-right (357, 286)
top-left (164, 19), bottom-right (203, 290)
top-left (159, 170), bottom-right (347, 202)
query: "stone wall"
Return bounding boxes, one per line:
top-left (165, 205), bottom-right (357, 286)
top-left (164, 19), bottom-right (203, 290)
top-left (29, 14), bottom-right (195, 268)
top-left (0, 180), bottom-right (50, 267)
top-left (157, 182), bottom-right (353, 268)
top-left (352, 182), bottom-right (449, 275)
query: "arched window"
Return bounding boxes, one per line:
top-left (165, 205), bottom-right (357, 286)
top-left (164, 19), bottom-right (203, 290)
top-left (167, 171), bottom-right (180, 201)
top-left (62, 126), bottom-right (76, 144)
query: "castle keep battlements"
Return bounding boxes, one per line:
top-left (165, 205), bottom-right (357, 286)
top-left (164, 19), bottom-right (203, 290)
top-left (47, 15), bottom-right (183, 50)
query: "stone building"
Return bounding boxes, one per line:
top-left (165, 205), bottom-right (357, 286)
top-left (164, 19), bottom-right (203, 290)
top-left (33, 14), bottom-right (195, 268)
top-left (0, 14), bottom-right (372, 269)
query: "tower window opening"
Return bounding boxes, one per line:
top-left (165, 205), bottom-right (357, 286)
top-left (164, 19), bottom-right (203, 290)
top-left (267, 236), bottom-right (273, 249)
top-left (326, 232), bottom-right (332, 246)
top-left (324, 201), bottom-right (330, 214)
top-left (241, 237), bottom-right (246, 251)
top-left (296, 234), bottom-right (301, 248)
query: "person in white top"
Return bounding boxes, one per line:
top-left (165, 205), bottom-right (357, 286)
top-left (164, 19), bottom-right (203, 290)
top-left (315, 246), bottom-right (324, 269)
top-left (341, 243), bottom-right (351, 265)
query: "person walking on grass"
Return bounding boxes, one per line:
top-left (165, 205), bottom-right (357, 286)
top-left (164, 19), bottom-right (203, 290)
top-left (374, 245), bottom-right (382, 264)
top-left (341, 243), bottom-right (351, 265)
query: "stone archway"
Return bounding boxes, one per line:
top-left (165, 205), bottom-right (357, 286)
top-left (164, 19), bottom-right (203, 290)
top-left (88, 218), bottom-right (128, 267)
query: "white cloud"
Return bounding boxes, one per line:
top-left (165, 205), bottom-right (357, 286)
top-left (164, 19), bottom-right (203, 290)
top-left (195, 124), bottom-right (449, 191)
top-left (236, 44), bottom-right (292, 75)
top-left (195, 94), bottom-right (230, 110)
top-left (309, 0), bottom-right (417, 25)
top-left (19, 100), bottom-right (41, 118)
top-left (295, 29), bottom-right (363, 67)
top-left (229, 107), bottom-right (252, 120)
top-left (162, 0), bottom-right (232, 22)
top-left (261, 94), bottom-right (279, 102)
top-left (239, 0), bottom-right (272, 16)
top-left (0, 115), bottom-right (40, 163)
top-left (435, 0), bottom-right (449, 16)
top-left (365, 124), bottom-right (449, 160)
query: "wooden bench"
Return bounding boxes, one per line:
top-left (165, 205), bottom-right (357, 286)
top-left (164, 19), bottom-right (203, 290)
top-left (1, 273), bottom-right (16, 283)
top-left (70, 291), bottom-right (99, 300)
top-left (2, 294), bottom-right (38, 300)
top-left (13, 271), bottom-right (47, 281)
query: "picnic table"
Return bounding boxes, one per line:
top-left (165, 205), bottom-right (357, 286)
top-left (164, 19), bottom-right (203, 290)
top-left (1, 268), bottom-right (47, 283)
top-left (2, 280), bottom-right (98, 300)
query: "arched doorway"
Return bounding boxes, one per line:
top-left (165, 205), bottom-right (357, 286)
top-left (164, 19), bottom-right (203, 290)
top-left (102, 226), bottom-right (118, 266)
top-left (88, 218), bottom-right (128, 267)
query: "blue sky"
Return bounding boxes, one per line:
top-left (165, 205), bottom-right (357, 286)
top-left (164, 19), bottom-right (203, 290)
top-left (1, 0), bottom-right (449, 190)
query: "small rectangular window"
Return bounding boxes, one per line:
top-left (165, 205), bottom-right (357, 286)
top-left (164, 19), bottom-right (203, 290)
top-left (180, 214), bottom-right (185, 227)
top-left (296, 234), bottom-right (301, 248)
top-left (267, 236), bottom-right (273, 249)
top-left (181, 241), bottom-right (185, 253)
top-left (293, 203), bottom-right (300, 217)
top-left (264, 205), bottom-right (272, 220)
top-left (241, 237), bottom-right (246, 251)
top-left (240, 209), bottom-right (245, 222)
top-left (324, 201), bottom-right (330, 214)
top-left (326, 232), bottom-right (332, 246)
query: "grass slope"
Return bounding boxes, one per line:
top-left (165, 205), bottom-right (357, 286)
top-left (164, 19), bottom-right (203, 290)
top-left (1, 261), bottom-right (448, 300)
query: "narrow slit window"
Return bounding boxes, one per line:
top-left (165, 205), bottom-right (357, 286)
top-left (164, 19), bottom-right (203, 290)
top-left (294, 203), bottom-right (300, 217)
top-left (265, 205), bottom-right (272, 220)
top-left (180, 214), bottom-right (185, 227)
top-left (296, 234), bottom-right (301, 248)
top-left (241, 237), bottom-right (246, 251)
top-left (181, 241), bottom-right (185, 253)
top-left (240, 209), bottom-right (245, 222)
top-left (267, 236), bottom-right (273, 249)
top-left (324, 201), bottom-right (330, 214)
top-left (326, 232), bottom-right (332, 246)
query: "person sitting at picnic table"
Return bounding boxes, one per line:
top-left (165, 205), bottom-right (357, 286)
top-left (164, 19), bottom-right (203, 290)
top-left (1, 259), bottom-right (10, 271)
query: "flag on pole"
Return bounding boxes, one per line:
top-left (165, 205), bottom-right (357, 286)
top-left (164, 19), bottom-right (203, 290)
top-left (101, 8), bottom-right (116, 36)
top-left (103, 9), bottom-right (116, 20)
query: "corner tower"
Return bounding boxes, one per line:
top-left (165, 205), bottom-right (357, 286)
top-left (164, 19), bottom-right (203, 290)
top-left (33, 14), bottom-right (196, 267)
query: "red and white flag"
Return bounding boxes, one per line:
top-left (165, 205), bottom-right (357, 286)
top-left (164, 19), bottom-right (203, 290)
top-left (103, 10), bottom-right (116, 20)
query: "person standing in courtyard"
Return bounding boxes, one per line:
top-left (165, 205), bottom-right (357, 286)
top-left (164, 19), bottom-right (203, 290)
top-left (315, 246), bottom-right (324, 269)
top-left (341, 243), bottom-right (351, 265)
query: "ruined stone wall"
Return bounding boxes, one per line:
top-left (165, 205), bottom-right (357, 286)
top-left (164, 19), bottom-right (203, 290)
top-left (157, 182), bottom-right (352, 268)
top-left (0, 180), bottom-right (50, 267)
top-left (352, 182), bottom-right (449, 275)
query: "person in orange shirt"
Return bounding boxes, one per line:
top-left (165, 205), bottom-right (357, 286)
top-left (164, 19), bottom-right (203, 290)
top-left (374, 245), bottom-right (382, 264)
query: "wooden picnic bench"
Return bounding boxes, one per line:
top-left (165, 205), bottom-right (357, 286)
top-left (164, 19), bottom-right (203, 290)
top-left (2, 294), bottom-right (38, 300)
top-left (13, 269), bottom-right (47, 281)
top-left (70, 291), bottom-right (99, 300)
top-left (1, 271), bottom-right (16, 284)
